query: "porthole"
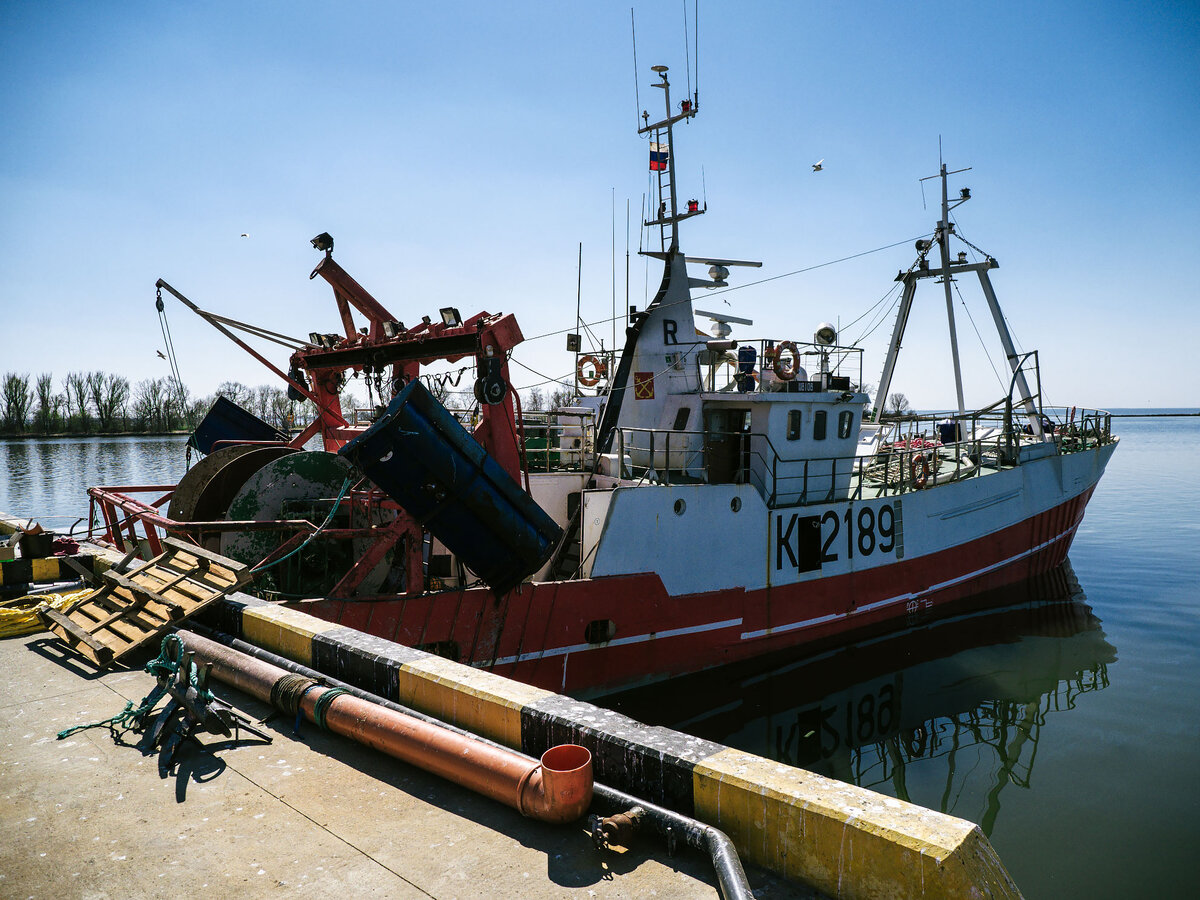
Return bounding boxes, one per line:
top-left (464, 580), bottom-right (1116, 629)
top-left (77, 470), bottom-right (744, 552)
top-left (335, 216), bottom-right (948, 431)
top-left (674, 498), bottom-right (686, 516)
top-left (730, 497), bottom-right (742, 513)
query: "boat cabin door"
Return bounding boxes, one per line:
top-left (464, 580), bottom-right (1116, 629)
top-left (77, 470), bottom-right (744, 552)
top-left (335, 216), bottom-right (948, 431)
top-left (705, 407), bottom-right (751, 484)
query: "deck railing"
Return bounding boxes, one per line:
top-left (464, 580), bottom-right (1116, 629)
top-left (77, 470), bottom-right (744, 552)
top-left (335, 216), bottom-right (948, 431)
top-left (605, 403), bottom-right (1114, 509)
top-left (697, 339), bottom-right (865, 395)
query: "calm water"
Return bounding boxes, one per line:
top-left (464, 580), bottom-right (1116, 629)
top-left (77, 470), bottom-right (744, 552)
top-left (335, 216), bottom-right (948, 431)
top-left (2, 415), bottom-right (1198, 898)
top-left (0, 435), bottom-right (189, 530)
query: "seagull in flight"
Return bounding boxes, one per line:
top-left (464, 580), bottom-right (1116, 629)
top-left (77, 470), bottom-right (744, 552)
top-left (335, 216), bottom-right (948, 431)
top-left (240, 233), bottom-right (249, 238)
top-left (812, 159), bottom-right (824, 172)
top-left (156, 350), bottom-right (167, 359)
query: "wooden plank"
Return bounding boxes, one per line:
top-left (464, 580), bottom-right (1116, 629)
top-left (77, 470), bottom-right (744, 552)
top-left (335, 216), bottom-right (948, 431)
top-left (162, 536), bottom-right (249, 572)
top-left (134, 565), bottom-right (219, 604)
top-left (102, 569), bottom-right (187, 618)
top-left (60, 555), bottom-right (96, 583)
top-left (40, 608), bottom-right (115, 664)
top-left (162, 547), bottom-right (249, 588)
top-left (63, 583), bottom-right (113, 616)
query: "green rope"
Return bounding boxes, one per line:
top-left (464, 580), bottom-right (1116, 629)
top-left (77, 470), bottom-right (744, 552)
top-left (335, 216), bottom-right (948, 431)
top-left (56, 634), bottom-right (202, 740)
top-left (252, 475), bottom-right (354, 574)
top-left (311, 687), bottom-right (348, 731)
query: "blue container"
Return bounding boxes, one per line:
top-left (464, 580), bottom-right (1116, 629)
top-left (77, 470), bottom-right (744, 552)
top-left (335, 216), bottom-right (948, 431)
top-left (338, 380), bottom-right (564, 595)
top-left (189, 396), bottom-right (288, 455)
top-left (737, 344), bottom-right (757, 374)
top-left (937, 421), bottom-right (962, 444)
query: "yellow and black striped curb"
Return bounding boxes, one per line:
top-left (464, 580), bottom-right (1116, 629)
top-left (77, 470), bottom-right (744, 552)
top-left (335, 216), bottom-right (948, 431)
top-left (200, 592), bottom-right (1020, 898)
top-left (0, 553), bottom-right (113, 588)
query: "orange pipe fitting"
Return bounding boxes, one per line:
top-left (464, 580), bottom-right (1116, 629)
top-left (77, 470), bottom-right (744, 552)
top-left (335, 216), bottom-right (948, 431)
top-left (177, 631), bottom-right (592, 824)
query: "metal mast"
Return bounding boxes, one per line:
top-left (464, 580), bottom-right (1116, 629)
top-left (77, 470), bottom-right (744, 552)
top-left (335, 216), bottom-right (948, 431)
top-left (873, 164), bottom-right (1045, 439)
top-left (937, 165), bottom-right (967, 418)
top-left (638, 65), bottom-right (701, 253)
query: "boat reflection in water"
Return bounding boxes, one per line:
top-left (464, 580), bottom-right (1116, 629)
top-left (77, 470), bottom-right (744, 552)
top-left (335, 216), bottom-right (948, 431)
top-left (604, 561), bottom-right (1114, 836)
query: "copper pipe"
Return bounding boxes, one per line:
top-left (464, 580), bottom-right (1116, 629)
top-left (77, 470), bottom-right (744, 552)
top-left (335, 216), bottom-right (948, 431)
top-left (176, 631), bottom-right (592, 823)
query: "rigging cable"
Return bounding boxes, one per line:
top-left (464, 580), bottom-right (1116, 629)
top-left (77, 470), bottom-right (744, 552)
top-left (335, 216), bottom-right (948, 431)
top-left (155, 286), bottom-right (185, 401)
top-left (515, 234), bottom-right (934, 348)
top-left (703, 234), bottom-right (931, 299)
top-left (951, 213), bottom-right (1027, 356)
top-left (952, 279), bottom-right (1007, 394)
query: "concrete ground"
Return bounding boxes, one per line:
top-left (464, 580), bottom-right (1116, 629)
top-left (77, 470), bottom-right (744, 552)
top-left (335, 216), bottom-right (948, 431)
top-left (1, 629), bottom-right (817, 899)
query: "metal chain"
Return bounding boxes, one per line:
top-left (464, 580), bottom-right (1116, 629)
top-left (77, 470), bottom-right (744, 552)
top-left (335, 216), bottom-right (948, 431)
top-left (954, 230), bottom-right (992, 259)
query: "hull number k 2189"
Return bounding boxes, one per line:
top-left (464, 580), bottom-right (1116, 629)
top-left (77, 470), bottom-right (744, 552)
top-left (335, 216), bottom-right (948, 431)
top-left (774, 501), bottom-right (902, 575)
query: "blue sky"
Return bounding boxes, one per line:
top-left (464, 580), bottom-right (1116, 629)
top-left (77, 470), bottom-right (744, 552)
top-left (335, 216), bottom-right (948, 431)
top-left (2, 1), bottom-right (1197, 410)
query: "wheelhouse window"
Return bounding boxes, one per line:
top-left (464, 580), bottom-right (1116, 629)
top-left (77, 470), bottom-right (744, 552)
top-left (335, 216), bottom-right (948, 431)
top-left (838, 410), bottom-right (854, 439)
top-left (786, 409), bottom-right (802, 441)
top-left (813, 409), bottom-right (827, 440)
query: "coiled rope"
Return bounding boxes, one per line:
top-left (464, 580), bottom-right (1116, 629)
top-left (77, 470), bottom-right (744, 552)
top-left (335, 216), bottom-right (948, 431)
top-left (269, 672), bottom-right (348, 733)
top-left (0, 589), bottom-right (91, 639)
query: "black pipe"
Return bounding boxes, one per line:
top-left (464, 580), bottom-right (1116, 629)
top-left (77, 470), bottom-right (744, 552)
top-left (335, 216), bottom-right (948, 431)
top-left (589, 784), bottom-right (752, 900)
top-left (180, 623), bottom-right (755, 900)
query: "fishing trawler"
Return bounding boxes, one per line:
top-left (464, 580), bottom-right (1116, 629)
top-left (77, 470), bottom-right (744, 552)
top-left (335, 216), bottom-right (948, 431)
top-left (95, 64), bottom-right (1117, 697)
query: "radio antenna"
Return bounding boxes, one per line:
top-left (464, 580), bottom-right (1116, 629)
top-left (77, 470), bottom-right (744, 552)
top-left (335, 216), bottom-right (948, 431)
top-left (611, 188), bottom-right (616, 353)
top-left (631, 8), bottom-right (642, 129)
top-left (683, 0), bottom-right (692, 102)
top-left (693, 0), bottom-right (699, 109)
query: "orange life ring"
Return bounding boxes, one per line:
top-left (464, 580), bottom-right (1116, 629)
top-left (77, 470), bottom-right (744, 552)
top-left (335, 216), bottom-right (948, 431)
top-left (577, 354), bottom-right (603, 387)
top-left (911, 455), bottom-right (930, 489)
top-left (772, 341), bottom-right (799, 381)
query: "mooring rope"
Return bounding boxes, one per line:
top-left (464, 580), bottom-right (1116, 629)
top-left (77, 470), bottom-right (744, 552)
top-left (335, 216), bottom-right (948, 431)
top-left (56, 634), bottom-right (198, 740)
top-left (268, 673), bottom-right (347, 733)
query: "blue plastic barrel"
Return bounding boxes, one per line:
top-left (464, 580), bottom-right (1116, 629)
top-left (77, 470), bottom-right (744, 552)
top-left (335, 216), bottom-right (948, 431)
top-left (338, 380), bottom-right (564, 595)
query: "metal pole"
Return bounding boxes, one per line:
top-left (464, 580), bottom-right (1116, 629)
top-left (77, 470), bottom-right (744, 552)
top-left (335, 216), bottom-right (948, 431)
top-left (575, 242), bottom-right (583, 396)
top-left (977, 270), bottom-right (1045, 440)
top-left (873, 274), bottom-right (918, 419)
top-left (938, 166), bottom-right (967, 417)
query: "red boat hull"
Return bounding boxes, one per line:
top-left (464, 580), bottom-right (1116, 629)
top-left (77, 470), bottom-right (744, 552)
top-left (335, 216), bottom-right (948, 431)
top-left (291, 486), bottom-right (1095, 697)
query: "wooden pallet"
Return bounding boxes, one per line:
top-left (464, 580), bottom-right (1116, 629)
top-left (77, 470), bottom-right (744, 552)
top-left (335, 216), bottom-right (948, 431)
top-left (40, 537), bottom-right (251, 668)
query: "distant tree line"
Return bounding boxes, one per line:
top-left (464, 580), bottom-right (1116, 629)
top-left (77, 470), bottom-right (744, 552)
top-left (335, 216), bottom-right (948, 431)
top-left (1, 368), bottom-right (581, 438)
top-left (0, 370), bottom-right (315, 437)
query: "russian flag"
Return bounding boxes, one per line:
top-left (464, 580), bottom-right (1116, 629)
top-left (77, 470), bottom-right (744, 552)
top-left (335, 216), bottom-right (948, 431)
top-left (649, 142), bottom-right (669, 171)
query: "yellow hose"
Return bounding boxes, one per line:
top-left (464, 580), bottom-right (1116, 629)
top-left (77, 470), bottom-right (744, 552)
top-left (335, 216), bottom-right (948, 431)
top-left (0, 590), bottom-right (92, 638)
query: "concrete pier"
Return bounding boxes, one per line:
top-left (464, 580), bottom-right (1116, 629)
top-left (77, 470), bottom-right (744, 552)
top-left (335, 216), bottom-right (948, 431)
top-left (0, 631), bottom-right (811, 898)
